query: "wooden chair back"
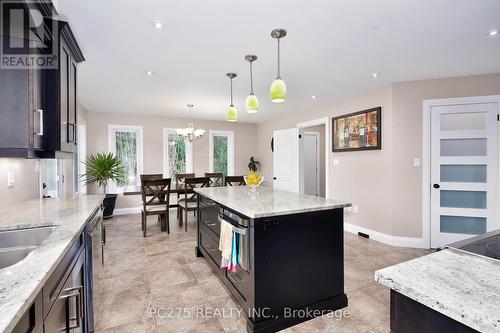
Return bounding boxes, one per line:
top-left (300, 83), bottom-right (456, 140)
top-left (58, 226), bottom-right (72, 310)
top-left (141, 178), bottom-right (171, 213)
top-left (225, 176), bottom-right (245, 186)
top-left (182, 177), bottom-right (210, 202)
top-left (140, 174), bottom-right (163, 183)
top-left (175, 173), bottom-right (195, 185)
top-left (205, 172), bottom-right (224, 187)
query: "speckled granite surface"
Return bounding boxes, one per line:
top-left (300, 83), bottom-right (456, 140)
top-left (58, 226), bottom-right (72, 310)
top-left (0, 195), bottom-right (104, 333)
top-left (194, 186), bottom-right (351, 218)
top-left (375, 249), bottom-right (500, 333)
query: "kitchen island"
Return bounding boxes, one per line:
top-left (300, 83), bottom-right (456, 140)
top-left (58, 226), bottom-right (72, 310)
top-left (194, 186), bottom-right (351, 333)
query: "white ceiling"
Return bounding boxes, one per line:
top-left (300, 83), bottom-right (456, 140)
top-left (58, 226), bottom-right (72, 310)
top-left (56, 0), bottom-right (500, 123)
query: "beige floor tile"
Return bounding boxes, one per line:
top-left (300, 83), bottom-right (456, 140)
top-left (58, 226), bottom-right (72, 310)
top-left (95, 213), bottom-right (430, 332)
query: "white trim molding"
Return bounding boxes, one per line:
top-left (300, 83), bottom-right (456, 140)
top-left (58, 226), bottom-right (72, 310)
top-left (209, 130), bottom-right (235, 175)
top-left (344, 223), bottom-right (428, 249)
top-left (296, 117), bottom-right (331, 198)
top-left (114, 207), bottom-right (141, 216)
top-left (108, 124), bottom-right (144, 193)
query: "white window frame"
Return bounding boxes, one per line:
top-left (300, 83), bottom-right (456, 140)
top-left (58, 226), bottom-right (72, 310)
top-left (163, 128), bottom-right (193, 177)
top-left (209, 130), bottom-right (234, 176)
top-left (75, 121), bottom-right (87, 194)
top-left (108, 124), bottom-right (144, 193)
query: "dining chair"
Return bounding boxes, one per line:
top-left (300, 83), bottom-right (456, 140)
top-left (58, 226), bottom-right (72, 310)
top-left (225, 175), bottom-right (245, 186)
top-left (141, 178), bottom-right (171, 237)
top-left (175, 173), bottom-right (195, 220)
top-left (140, 174), bottom-right (164, 224)
top-left (205, 172), bottom-right (224, 187)
top-left (178, 177), bottom-right (210, 232)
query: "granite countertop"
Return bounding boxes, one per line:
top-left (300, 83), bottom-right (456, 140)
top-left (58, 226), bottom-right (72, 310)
top-left (375, 249), bottom-right (500, 333)
top-left (194, 186), bottom-right (351, 218)
top-left (0, 195), bottom-right (104, 333)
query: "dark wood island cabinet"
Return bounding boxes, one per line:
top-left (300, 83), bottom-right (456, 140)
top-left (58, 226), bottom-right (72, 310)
top-left (194, 186), bottom-right (351, 333)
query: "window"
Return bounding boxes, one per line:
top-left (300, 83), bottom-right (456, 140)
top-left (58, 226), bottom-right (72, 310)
top-left (163, 128), bottom-right (193, 178)
top-left (74, 122), bottom-right (87, 194)
top-left (209, 130), bottom-right (234, 176)
top-left (108, 125), bottom-right (143, 192)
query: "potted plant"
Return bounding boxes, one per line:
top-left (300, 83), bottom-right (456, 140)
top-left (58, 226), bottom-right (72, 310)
top-left (248, 156), bottom-right (260, 172)
top-left (82, 153), bottom-right (126, 219)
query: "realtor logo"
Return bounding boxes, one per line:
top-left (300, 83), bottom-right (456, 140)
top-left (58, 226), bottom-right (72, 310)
top-left (1, 1), bottom-right (58, 69)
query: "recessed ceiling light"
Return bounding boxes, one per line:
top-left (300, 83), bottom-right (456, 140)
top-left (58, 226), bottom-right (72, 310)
top-left (311, 95), bottom-right (317, 99)
top-left (488, 30), bottom-right (498, 36)
top-left (371, 73), bottom-right (379, 78)
top-left (145, 70), bottom-right (154, 76)
top-left (152, 20), bottom-right (163, 29)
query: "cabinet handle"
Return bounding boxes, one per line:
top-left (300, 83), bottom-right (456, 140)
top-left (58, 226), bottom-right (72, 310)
top-left (34, 109), bottom-right (43, 136)
top-left (59, 286), bottom-right (82, 330)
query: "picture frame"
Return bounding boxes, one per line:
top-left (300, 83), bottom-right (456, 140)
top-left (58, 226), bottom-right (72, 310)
top-left (332, 107), bottom-right (381, 152)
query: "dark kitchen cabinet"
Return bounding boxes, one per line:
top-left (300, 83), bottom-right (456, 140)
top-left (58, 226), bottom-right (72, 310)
top-left (44, 19), bottom-right (84, 157)
top-left (11, 292), bottom-right (43, 333)
top-left (0, 0), bottom-right (84, 158)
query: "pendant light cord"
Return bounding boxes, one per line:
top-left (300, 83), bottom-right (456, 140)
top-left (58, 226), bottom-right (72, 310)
top-left (277, 38), bottom-right (281, 79)
top-left (250, 61), bottom-right (254, 94)
top-left (230, 77), bottom-right (234, 106)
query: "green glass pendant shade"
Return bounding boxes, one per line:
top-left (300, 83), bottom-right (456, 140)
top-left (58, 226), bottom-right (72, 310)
top-left (270, 78), bottom-right (287, 103)
top-left (245, 94), bottom-right (259, 113)
top-left (226, 105), bottom-right (238, 122)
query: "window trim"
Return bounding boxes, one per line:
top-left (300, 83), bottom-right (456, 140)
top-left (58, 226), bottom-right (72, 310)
top-left (209, 130), bottom-right (234, 176)
top-left (162, 128), bottom-right (193, 177)
top-left (108, 124), bottom-right (144, 192)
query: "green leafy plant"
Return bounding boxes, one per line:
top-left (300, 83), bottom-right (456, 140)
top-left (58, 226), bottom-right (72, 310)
top-left (81, 153), bottom-right (126, 193)
top-left (248, 156), bottom-right (260, 172)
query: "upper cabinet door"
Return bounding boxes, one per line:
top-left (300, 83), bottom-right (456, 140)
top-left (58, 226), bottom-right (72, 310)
top-left (59, 40), bottom-right (71, 152)
top-left (69, 59), bottom-right (77, 149)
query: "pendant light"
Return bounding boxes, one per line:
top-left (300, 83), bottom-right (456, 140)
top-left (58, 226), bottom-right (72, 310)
top-left (270, 28), bottom-right (287, 103)
top-left (176, 104), bottom-right (205, 142)
top-left (226, 73), bottom-right (238, 122)
top-left (244, 55), bottom-right (259, 113)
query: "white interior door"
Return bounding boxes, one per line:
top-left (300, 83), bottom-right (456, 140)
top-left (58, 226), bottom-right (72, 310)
top-left (273, 128), bottom-right (302, 192)
top-left (430, 102), bottom-right (498, 248)
top-left (302, 132), bottom-right (319, 196)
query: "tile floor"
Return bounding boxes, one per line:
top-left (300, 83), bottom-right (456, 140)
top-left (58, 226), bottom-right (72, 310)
top-left (94, 212), bottom-right (430, 333)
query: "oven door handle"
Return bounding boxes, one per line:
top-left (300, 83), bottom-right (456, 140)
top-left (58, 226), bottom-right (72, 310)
top-left (218, 215), bottom-right (247, 235)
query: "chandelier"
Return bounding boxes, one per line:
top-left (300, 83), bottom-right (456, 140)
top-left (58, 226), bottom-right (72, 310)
top-left (176, 104), bottom-right (205, 142)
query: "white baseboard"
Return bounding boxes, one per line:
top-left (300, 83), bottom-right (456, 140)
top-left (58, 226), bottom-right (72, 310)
top-left (114, 206), bottom-right (178, 216)
top-left (344, 223), bottom-right (429, 249)
top-left (114, 207), bottom-right (141, 215)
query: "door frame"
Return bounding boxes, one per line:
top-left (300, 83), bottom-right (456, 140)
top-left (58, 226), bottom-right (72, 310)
top-left (422, 95), bottom-right (500, 248)
top-left (297, 117), bottom-right (331, 198)
top-left (300, 131), bottom-right (321, 196)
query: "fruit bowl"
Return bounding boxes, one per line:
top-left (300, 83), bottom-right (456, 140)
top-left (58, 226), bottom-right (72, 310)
top-left (244, 174), bottom-right (264, 192)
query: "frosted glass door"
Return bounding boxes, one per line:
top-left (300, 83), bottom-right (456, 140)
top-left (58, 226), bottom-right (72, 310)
top-left (430, 103), bottom-right (498, 248)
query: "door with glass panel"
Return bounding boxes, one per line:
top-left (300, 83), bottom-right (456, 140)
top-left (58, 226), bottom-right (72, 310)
top-left (430, 102), bottom-right (498, 248)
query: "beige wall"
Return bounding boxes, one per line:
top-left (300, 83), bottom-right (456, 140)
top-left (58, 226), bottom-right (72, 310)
top-left (257, 73), bottom-right (500, 240)
top-left (85, 111), bottom-right (258, 208)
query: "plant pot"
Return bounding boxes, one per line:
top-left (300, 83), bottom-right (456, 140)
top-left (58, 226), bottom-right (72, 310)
top-left (103, 194), bottom-right (118, 219)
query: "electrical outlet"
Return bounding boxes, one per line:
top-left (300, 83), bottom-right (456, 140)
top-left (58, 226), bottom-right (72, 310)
top-left (7, 172), bottom-right (15, 188)
top-left (333, 159), bottom-right (340, 166)
top-left (413, 158), bottom-right (421, 168)
top-left (353, 205), bottom-right (359, 214)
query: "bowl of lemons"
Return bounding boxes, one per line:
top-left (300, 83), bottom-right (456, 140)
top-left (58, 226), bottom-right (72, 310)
top-left (244, 172), bottom-right (264, 192)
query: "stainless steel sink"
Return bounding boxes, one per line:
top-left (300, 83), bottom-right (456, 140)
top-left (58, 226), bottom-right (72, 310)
top-left (0, 226), bottom-right (57, 269)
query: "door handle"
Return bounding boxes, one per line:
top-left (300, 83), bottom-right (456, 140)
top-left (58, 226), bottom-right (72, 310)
top-left (433, 184), bottom-right (440, 189)
top-left (34, 109), bottom-right (43, 136)
top-left (273, 177), bottom-right (277, 180)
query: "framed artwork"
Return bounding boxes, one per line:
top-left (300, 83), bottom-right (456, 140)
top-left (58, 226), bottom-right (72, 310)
top-left (332, 107), bottom-right (381, 152)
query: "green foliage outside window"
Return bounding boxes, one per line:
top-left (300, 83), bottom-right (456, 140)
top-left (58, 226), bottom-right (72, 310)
top-left (168, 134), bottom-right (186, 177)
top-left (115, 131), bottom-right (137, 186)
top-left (213, 136), bottom-right (228, 175)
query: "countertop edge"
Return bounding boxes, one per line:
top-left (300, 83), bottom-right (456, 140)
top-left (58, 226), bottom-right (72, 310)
top-left (374, 250), bottom-right (500, 333)
top-left (0, 196), bottom-right (104, 333)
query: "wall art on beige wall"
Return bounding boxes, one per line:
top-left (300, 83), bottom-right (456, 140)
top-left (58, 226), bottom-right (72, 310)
top-left (332, 107), bottom-right (381, 152)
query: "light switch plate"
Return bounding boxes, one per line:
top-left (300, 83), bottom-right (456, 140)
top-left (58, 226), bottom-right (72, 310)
top-left (7, 172), bottom-right (15, 188)
top-left (413, 158), bottom-right (421, 168)
top-left (333, 159), bottom-right (340, 166)
top-left (353, 205), bottom-right (359, 214)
